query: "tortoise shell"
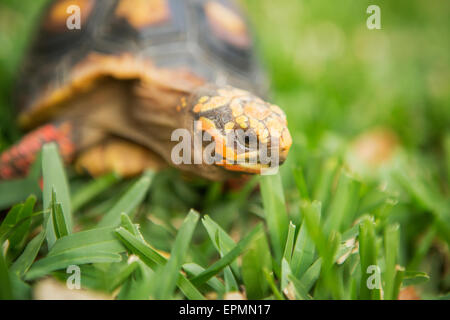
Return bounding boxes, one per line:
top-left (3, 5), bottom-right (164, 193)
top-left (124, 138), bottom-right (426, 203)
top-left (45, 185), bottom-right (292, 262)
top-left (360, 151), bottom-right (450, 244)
top-left (15, 0), bottom-right (268, 128)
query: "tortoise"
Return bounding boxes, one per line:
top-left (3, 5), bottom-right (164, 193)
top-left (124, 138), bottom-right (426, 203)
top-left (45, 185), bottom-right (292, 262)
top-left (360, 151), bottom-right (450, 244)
top-left (0, 0), bottom-right (292, 181)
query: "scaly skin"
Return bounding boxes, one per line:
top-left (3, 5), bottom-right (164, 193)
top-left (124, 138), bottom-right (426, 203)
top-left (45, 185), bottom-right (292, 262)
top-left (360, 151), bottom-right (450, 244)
top-left (0, 123), bottom-right (75, 180)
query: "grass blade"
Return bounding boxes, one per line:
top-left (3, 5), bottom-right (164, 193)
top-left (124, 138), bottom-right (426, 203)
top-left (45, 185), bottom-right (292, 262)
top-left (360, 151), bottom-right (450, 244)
top-left (287, 274), bottom-right (313, 300)
top-left (383, 224), bottom-right (400, 300)
top-left (153, 210), bottom-right (199, 299)
top-left (10, 231), bottom-right (46, 277)
top-left (263, 268), bottom-right (284, 300)
top-left (114, 227), bottom-right (205, 300)
top-left (302, 200), bottom-right (343, 299)
top-left (293, 167), bottom-right (310, 200)
top-left (48, 227), bottom-right (125, 257)
top-left (51, 189), bottom-right (69, 239)
top-left (0, 203), bottom-right (24, 240)
top-left (402, 271), bottom-right (430, 286)
top-left (359, 217), bottom-right (380, 300)
top-left (281, 257), bottom-right (292, 291)
top-left (0, 250), bottom-right (12, 299)
top-left (283, 221), bottom-right (296, 263)
top-left (42, 143), bottom-right (72, 248)
top-left (71, 173), bottom-right (121, 212)
top-left (445, 132), bottom-right (450, 186)
top-left (241, 227), bottom-right (272, 299)
top-left (98, 173), bottom-right (153, 228)
top-left (107, 261), bottom-right (139, 292)
top-left (117, 261), bottom-right (154, 300)
top-left (312, 158), bottom-right (339, 207)
top-left (0, 179), bottom-right (40, 211)
top-left (299, 258), bottom-right (322, 292)
top-left (0, 151), bottom-right (41, 210)
top-left (183, 263), bottom-right (225, 294)
top-left (191, 224), bottom-right (262, 286)
top-left (260, 174), bottom-right (289, 262)
top-left (7, 196), bottom-right (36, 252)
top-left (25, 251), bottom-right (122, 280)
top-left (202, 215), bottom-right (239, 290)
top-left (291, 215), bottom-right (316, 278)
top-left (324, 171), bottom-right (360, 235)
top-left (393, 266), bottom-right (405, 300)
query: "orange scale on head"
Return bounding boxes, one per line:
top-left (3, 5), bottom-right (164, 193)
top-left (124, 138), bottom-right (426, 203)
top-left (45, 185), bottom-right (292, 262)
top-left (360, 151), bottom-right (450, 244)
top-left (258, 123), bottom-right (268, 138)
top-left (281, 128), bottom-right (293, 150)
top-left (244, 102), bottom-right (272, 121)
top-left (266, 117), bottom-right (285, 137)
top-left (198, 116), bottom-right (227, 157)
top-left (230, 100), bottom-right (244, 117)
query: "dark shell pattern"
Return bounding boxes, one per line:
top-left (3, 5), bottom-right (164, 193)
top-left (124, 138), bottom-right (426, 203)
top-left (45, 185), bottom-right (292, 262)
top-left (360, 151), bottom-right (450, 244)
top-left (16, 0), bottom-right (267, 118)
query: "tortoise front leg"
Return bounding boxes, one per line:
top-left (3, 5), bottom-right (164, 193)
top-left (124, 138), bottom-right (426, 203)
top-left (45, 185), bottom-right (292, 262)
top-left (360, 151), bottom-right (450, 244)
top-left (75, 139), bottom-right (167, 178)
top-left (0, 122), bottom-right (76, 180)
top-left (0, 120), bottom-right (109, 181)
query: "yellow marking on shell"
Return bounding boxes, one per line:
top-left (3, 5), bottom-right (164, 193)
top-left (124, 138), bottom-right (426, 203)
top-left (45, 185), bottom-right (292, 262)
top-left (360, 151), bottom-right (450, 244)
top-left (200, 96), bottom-right (230, 113)
top-left (236, 115), bottom-right (248, 129)
top-left (204, 1), bottom-right (250, 48)
top-left (115, 0), bottom-right (171, 28)
top-left (45, 0), bottom-right (94, 31)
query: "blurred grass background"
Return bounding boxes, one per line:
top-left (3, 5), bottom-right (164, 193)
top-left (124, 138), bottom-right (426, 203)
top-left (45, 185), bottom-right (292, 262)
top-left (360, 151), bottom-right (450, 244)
top-left (0, 0), bottom-right (449, 300)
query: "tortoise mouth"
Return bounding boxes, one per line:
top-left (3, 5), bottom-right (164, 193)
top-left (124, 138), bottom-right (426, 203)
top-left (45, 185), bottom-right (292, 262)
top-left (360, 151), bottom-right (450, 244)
top-left (198, 129), bottom-right (288, 174)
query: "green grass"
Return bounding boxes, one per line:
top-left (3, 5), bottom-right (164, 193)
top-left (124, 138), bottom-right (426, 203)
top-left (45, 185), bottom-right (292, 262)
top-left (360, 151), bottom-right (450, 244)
top-left (0, 0), bottom-right (449, 300)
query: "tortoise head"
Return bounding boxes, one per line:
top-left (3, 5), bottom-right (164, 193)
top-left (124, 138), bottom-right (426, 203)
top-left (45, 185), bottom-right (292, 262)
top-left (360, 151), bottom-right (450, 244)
top-left (188, 85), bottom-right (292, 174)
